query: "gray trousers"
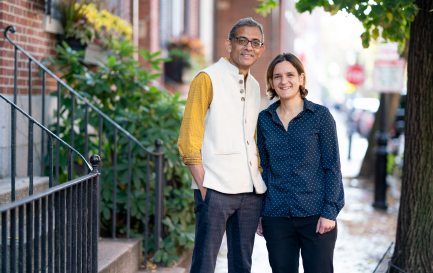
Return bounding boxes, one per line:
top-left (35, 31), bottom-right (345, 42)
top-left (189, 189), bottom-right (263, 273)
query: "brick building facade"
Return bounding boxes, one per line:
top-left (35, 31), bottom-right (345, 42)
top-left (0, 0), bottom-right (57, 95)
top-left (214, 0), bottom-right (280, 97)
top-left (0, 0), bottom-right (294, 178)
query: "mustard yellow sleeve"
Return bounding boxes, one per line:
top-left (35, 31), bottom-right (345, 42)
top-left (178, 72), bottom-right (213, 165)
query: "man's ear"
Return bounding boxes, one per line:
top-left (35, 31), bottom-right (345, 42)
top-left (225, 39), bottom-right (232, 53)
top-left (259, 44), bottom-right (266, 57)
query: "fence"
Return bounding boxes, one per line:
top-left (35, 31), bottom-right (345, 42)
top-left (2, 25), bottom-right (165, 262)
top-left (0, 92), bottom-right (100, 273)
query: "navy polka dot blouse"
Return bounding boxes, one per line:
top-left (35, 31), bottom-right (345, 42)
top-left (257, 99), bottom-right (345, 220)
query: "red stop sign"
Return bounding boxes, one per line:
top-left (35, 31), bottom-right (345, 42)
top-left (346, 64), bottom-right (365, 86)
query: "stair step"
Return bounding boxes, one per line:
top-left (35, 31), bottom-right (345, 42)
top-left (137, 250), bottom-right (191, 273)
top-left (0, 176), bottom-right (49, 205)
top-left (137, 267), bottom-right (186, 273)
top-left (98, 238), bottom-right (141, 273)
top-left (138, 267), bottom-right (186, 273)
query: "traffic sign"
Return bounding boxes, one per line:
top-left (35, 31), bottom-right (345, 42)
top-left (373, 59), bottom-right (405, 93)
top-left (346, 64), bottom-right (365, 86)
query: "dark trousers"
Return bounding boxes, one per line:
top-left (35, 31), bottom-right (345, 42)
top-left (262, 215), bottom-right (337, 273)
top-left (190, 189), bottom-right (263, 273)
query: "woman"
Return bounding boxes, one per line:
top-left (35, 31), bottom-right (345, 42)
top-left (257, 53), bottom-right (345, 273)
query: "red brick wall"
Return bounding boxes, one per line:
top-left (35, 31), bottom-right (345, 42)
top-left (214, 0), bottom-right (281, 96)
top-left (138, 0), bottom-right (159, 53)
top-left (0, 0), bottom-right (58, 95)
top-left (186, 0), bottom-right (200, 38)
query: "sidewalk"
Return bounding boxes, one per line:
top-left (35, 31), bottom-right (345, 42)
top-left (214, 110), bottom-right (399, 273)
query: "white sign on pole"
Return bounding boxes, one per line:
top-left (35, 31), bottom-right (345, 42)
top-left (373, 59), bottom-right (405, 93)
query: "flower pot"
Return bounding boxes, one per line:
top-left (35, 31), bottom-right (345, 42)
top-left (58, 35), bottom-right (87, 52)
top-left (164, 59), bottom-right (186, 83)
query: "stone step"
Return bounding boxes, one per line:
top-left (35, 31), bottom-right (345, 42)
top-left (137, 250), bottom-right (191, 273)
top-left (0, 176), bottom-right (49, 205)
top-left (98, 238), bottom-right (142, 273)
top-left (137, 267), bottom-right (186, 273)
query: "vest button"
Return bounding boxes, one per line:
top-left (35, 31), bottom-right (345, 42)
top-left (239, 79), bottom-right (243, 84)
top-left (241, 97), bottom-right (245, 102)
top-left (247, 140), bottom-right (250, 145)
top-left (249, 161), bottom-right (252, 166)
top-left (240, 89), bottom-right (244, 93)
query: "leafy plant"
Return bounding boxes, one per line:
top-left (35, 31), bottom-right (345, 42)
top-left (59, 0), bottom-right (95, 45)
top-left (256, 0), bottom-right (418, 49)
top-left (58, 1), bottom-right (132, 47)
top-left (166, 35), bottom-right (204, 67)
top-left (48, 40), bottom-right (194, 265)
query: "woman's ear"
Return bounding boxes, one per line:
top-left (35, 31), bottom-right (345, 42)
top-left (268, 79), bottom-right (274, 90)
top-left (300, 73), bottom-right (305, 85)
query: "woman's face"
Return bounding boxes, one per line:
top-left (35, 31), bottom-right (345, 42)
top-left (271, 60), bottom-right (304, 101)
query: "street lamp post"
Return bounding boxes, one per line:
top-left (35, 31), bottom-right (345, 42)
top-left (373, 93), bottom-right (388, 210)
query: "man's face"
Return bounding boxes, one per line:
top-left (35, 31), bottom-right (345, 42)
top-left (226, 26), bottom-right (265, 74)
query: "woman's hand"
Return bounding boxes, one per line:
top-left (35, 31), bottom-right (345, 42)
top-left (316, 217), bottom-right (335, 234)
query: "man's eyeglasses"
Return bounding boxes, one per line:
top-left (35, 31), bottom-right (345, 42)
top-left (232, 36), bottom-right (264, 48)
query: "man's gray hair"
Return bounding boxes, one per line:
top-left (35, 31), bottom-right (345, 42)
top-left (228, 17), bottom-right (264, 41)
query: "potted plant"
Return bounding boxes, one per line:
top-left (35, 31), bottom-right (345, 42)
top-left (164, 36), bottom-right (204, 83)
top-left (57, 1), bottom-right (132, 64)
top-left (58, 1), bottom-right (132, 48)
top-left (58, 0), bottom-right (94, 51)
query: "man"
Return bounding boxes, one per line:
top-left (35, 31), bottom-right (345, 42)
top-left (178, 17), bottom-right (267, 273)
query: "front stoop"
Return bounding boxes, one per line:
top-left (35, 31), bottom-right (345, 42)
top-left (0, 176), bottom-right (49, 204)
top-left (138, 267), bottom-right (186, 273)
top-left (137, 250), bottom-right (191, 273)
top-left (98, 238), bottom-right (142, 273)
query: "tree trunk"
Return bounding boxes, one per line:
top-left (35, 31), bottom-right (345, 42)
top-left (358, 93), bottom-right (401, 178)
top-left (391, 1), bottom-right (433, 272)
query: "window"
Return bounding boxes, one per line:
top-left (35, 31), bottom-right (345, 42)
top-left (43, 0), bottom-right (62, 34)
top-left (160, 0), bottom-right (186, 48)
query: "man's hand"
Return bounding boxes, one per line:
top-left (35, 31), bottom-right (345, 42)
top-left (316, 217), bottom-right (336, 234)
top-left (188, 164), bottom-right (207, 200)
top-left (199, 187), bottom-right (207, 201)
top-left (256, 217), bottom-right (263, 236)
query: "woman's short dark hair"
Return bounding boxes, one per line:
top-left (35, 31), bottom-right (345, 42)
top-left (266, 53), bottom-right (308, 100)
top-left (228, 17), bottom-right (264, 42)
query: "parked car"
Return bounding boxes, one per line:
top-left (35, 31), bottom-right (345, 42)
top-left (347, 97), bottom-right (380, 138)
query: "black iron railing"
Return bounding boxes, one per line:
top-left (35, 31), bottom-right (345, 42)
top-left (0, 93), bottom-right (100, 273)
top-left (2, 25), bottom-right (165, 260)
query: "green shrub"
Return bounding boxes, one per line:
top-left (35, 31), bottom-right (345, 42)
top-left (49, 40), bottom-right (194, 265)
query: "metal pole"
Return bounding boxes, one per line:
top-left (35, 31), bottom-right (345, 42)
top-left (373, 93), bottom-right (388, 210)
top-left (347, 108), bottom-right (355, 160)
top-left (90, 155), bottom-right (101, 273)
top-left (154, 139), bottom-right (164, 252)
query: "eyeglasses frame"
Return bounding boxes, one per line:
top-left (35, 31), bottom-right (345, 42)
top-left (231, 36), bottom-right (264, 49)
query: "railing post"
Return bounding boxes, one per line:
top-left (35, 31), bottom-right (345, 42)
top-left (154, 139), bottom-right (164, 253)
top-left (90, 155), bottom-right (101, 273)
